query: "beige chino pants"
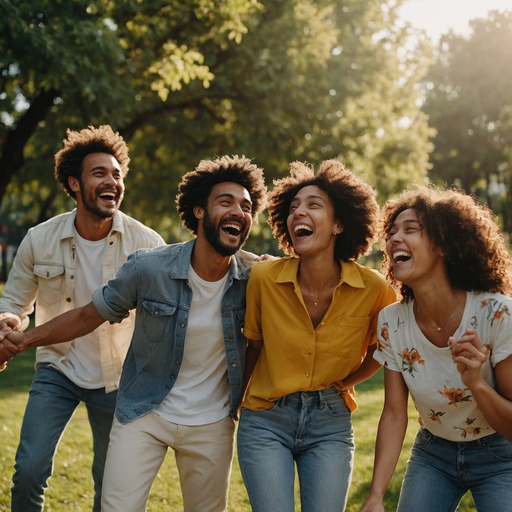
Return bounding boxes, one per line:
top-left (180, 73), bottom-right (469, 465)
top-left (101, 413), bottom-right (235, 512)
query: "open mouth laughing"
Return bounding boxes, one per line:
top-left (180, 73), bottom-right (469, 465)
top-left (393, 251), bottom-right (411, 264)
top-left (221, 221), bottom-right (244, 238)
top-left (294, 224), bottom-right (313, 238)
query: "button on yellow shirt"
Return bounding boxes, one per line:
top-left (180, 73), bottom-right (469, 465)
top-left (242, 257), bottom-right (396, 412)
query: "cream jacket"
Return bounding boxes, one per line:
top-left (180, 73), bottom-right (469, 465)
top-left (0, 209), bottom-right (165, 392)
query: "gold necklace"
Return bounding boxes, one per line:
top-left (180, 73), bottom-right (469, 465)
top-left (415, 291), bottom-right (461, 332)
top-left (299, 278), bottom-right (338, 307)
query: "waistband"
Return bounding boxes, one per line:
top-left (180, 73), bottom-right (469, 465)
top-left (275, 387), bottom-right (341, 406)
top-left (418, 427), bottom-right (509, 449)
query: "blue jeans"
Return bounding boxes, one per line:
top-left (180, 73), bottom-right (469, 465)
top-left (397, 427), bottom-right (512, 512)
top-left (11, 363), bottom-right (117, 512)
top-left (237, 387), bottom-right (354, 512)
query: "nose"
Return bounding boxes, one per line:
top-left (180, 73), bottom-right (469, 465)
top-left (230, 202), bottom-right (245, 218)
top-left (104, 172), bottom-right (117, 186)
top-left (293, 204), bottom-right (306, 217)
top-left (387, 231), bottom-right (402, 244)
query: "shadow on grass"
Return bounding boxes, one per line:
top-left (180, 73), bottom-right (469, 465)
top-left (0, 350), bottom-right (36, 397)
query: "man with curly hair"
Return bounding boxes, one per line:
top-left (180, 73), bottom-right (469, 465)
top-left (0, 125), bottom-right (165, 512)
top-left (1, 155), bottom-right (267, 512)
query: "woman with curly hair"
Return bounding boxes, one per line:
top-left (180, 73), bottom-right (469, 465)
top-left (237, 159), bottom-right (396, 512)
top-left (361, 187), bottom-right (512, 512)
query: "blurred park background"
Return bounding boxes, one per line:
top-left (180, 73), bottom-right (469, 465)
top-left (1, 1), bottom-right (511, 510)
top-left (1, 0), bottom-right (512, 264)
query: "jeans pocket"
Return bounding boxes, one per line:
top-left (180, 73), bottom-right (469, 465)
top-left (323, 394), bottom-right (349, 418)
top-left (414, 428), bottom-right (434, 449)
top-left (486, 436), bottom-right (512, 461)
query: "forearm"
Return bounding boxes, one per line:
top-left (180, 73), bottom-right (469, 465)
top-left (16, 302), bottom-right (106, 352)
top-left (241, 340), bottom-right (262, 400)
top-left (469, 379), bottom-right (512, 441)
top-left (342, 344), bottom-right (381, 390)
top-left (366, 412), bottom-right (408, 501)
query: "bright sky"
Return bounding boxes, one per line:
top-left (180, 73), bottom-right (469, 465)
top-left (398, 0), bottom-right (512, 42)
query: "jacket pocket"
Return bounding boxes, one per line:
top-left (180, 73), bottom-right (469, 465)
top-left (141, 299), bottom-right (176, 342)
top-left (327, 315), bottom-right (371, 357)
top-left (34, 264), bottom-right (65, 306)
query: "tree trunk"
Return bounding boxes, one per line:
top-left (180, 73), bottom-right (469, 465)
top-left (0, 88), bottom-right (59, 206)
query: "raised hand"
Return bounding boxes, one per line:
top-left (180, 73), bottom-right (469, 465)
top-left (448, 329), bottom-right (490, 389)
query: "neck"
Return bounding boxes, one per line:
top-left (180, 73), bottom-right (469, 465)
top-left (413, 280), bottom-right (461, 325)
top-left (74, 209), bottom-right (113, 241)
top-left (298, 255), bottom-right (340, 290)
top-left (191, 235), bottom-right (232, 282)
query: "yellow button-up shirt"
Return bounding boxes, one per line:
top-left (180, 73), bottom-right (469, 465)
top-left (242, 257), bottom-right (396, 412)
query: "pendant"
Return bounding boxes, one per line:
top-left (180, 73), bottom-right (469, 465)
top-left (313, 302), bottom-right (317, 307)
top-left (436, 327), bottom-right (441, 331)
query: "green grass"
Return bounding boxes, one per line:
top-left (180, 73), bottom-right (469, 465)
top-left (0, 355), bottom-right (477, 511)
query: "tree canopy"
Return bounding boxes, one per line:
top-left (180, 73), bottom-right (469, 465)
top-left (0, 0), bottom-right (432, 251)
top-left (422, 10), bottom-right (512, 231)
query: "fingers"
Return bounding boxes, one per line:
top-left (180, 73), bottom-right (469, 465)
top-left (254, 254), bottom-right (277, 262)
top-left (0, 340), bottom-right (18, 361)
top-left (0, 318), bottom-right (21, 331)
top-left (458, 329), bottom-right (484, 349)
top-left (0, 324), bottom-right (12, 341)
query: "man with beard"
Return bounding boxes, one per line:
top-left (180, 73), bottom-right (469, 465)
top-left (0, 125), bottom-right (165, 512)
top-left (0, 155), bottom-right (267, 512)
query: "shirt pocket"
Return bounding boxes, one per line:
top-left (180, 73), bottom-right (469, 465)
top-left (141, 299), bottom-right (176, 342)
top-left (34, 264), bottom-right (65, 306)
top-left (327, 315), bottom-right (371, 357)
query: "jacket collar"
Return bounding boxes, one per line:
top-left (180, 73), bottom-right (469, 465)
top-left (170, 238), bottom-right (250, 281)
top-left (61, 208), bottom-right (124, 240)
top-left (275, 257), bottom-right (365, 289)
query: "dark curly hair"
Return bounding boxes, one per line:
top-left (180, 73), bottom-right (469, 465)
top-left (177, 155), bottom-right (267, 234)
top-left (54, 125), bottom-right (130, 200)
top-left (268, 159), bottom-right (379, 261)
top-left (380, 186), bottom-right (512, 301)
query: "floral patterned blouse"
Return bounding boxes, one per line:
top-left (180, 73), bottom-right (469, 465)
top-left (374, 291), bottom-right (512, 442)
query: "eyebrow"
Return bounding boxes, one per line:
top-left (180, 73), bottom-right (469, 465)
top-left (291, 194), bottom-right (326, 203)
top-left (389, 219), bottom-right (423, 229)
top-left (87, 166), bottom-right (122, 173)
top-left (214, 193), bottom-right (252, 205)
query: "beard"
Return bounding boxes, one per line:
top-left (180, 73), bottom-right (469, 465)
top-left (79, 180), bottom-right (123, 220)
top-left (202, 208), bottom-right (250, 257)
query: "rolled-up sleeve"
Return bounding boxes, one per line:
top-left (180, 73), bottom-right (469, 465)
top-left (92, 251), bottom-right (139, 323)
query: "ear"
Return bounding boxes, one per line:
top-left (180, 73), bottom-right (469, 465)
top-left (193, 206), bottom-right (204, 220)
top-left (68, 176), bottom-right (80, 193)
top-left (334, 221), bottom-right (344, 236)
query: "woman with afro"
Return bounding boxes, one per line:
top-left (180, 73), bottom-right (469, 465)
top-left (237, 159), bottom-right (396, 512)
top-left (362, 187), bottom-right (512, 512)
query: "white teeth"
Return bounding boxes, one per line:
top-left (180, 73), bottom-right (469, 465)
top-left (294, 224), bottom-right (313, 233)
top-left (223, 223), bottom-right (241, 232)
top-left (393, 251), bottom-right (411, 261)
top-left (100, 193), bottom-right (115, 199)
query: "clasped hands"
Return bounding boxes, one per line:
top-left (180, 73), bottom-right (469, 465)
top-left (0, 322), bottom-right (25, 371)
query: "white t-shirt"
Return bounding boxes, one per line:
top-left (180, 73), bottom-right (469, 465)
top-left (57, 229), bottom-right (107, 388)
top-left (154, 264), bottom-right (230, 426)
top-left (374, 291), bottom-right (512, 442)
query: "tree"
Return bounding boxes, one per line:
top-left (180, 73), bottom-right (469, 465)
top-left (0, 0), bottom-right (258, 202)
top-left (1, 0), bottom-right (433, 249)
top-left (422, 10), bottom-right (512, 231)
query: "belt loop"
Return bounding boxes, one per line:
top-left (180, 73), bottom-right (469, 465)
top-left (279, 395), bottom-right (286, 407)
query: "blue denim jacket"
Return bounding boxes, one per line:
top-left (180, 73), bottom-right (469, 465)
top-left (92, 239), bottom-right (249, 424)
